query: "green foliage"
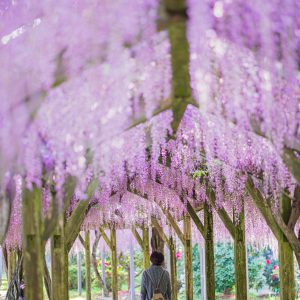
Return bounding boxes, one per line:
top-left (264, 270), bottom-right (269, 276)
top-left (215, 243), bottom-right (235, 294)
top-left (69, 263), bottom-right (86, 290)
top-left (262, 247), bottom-right (280, 294)
top-left (247, 246), bottom-right (266, 290)
top-left (192, 169), bottom-right (208, 180)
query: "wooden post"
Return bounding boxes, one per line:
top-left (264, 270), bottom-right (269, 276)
top-left (200, 245), bottom-right (206, 300)
top-left (186, 200), bottom-right (215, 300)
top-left (233, 207), bottom-right (247, 300)
top-left (23, 186), bottom-right (44, 300)
top-left (169, 236), bottom-right (178, 300)
top-left (279, 194), bottom-right (295, 300)
top-left (203, 203), bottom-right (215, 300)
top-left (85, 231), bottom-right (92, 300)
top-left (63, 249), bottom-right (69, 300)
top-left (77, 252), bottom-right (82, 296)
top-left (164, 0), bottom-right (193, 133)
top-left (142, 227), bottom-right (150, 269)
top-left (184, 215), bottom-right (193, 300)
top-left (111, 227), bottom-right (118, 300)
top-left (208, 189), bottom-right (249, 300)
top-left (51, 215), bottom-right (66, 300)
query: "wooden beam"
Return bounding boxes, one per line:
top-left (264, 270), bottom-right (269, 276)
top-left (99, 227), bottom-right (112, 250)
top-left (65, 178), bottom-right (98, 251)
top-left (131, 228), bottom-right (143, 249)
top-left (206, 188), bottom-right (235, 238)
top-left (78, 233), bottom-right (85, 246)
top-left (246, 177), bottom-right (281, 239)
top-left (164, 210), bottom-right (185, 244)
top-left (283, 147), bottom-right (300, 186)
top-left (65, 200), bottom-right (90, 251)
top-left (186, 200), bottom-right (205, 235)
top-left (151, 218), bottom-right (171, 248)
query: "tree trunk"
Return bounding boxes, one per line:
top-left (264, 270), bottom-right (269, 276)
top-left (233, 208), bottom-right (247, 300)
top-left (85, 231), bottom-right (92, 300)
top-left (279, 194), bottom-right (295, 300)
top-left (92, 231), bottom-right (109, 296)
top-left (204, 203), bottom-right (215, 300)
top-left (184, 215), bottom-right (193, 300)
top-left (23, 187), bottom-right (44, 300)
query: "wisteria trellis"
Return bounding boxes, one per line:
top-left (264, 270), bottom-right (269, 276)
top-left (0, 0), bottom-right (300, 298)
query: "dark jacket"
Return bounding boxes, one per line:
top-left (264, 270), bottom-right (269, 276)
top-left (140, 265), bottom-right (172, 300)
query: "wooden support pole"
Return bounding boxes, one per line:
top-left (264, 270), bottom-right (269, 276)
top-left (279, 194), bottom-right (295, 300)
top-left (63, 249), bottom-right (69, 300)
top-left (51, 214), bottom-right (66, 300)
top-left (200, 245), bottom-right (206, 300)
top-left (85, 231), bottom-right (92, 300)
top-left (203, 203), bottom-right (215, 300)
top-left (233, 207), bottom-right (248, 300)
top-left (23, 186), bottom-right (44, 300)
top-left (184, 215), bottom-right (193, 300)
top-left (165, 211), bottom-right (185, 244)
top-left (186, 199), bottom-right (215, 300)
top-left (111, 227), bottom-right (118, 300)
top-left (169, 236), bottom-right (178, 300)
top-left (131, 228), bottom-right (143, 248)
top-left (142, 227), bottom-right (150, 269)
top-left (165, 0), bottom-right (193, 133)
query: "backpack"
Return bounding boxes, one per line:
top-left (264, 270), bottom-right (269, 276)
top-left (145, 269), bottom-right (166, 300)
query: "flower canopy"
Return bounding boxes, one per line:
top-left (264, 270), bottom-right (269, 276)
top-left (1, 0), bottom-right (299, 250)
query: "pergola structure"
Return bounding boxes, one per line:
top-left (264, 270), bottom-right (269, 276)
top-left (1, 0), bottom-right (299, 300)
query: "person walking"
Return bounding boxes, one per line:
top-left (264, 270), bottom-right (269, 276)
top-left (140, 251), bottom-right (172, 300)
